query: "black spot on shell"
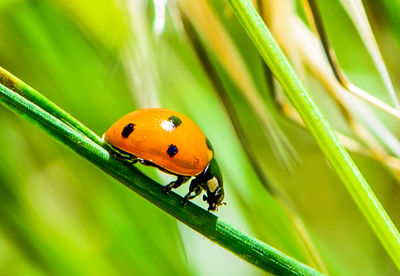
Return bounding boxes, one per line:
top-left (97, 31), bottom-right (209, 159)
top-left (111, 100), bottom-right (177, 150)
top-left (168, 115), bottom-right (182, 128)
top-left (206, 138), bottom-right (214, 152)
top-left (167, 144), bottom-right (178, 157)
top-left (122, 123), bottom-right (135, 138)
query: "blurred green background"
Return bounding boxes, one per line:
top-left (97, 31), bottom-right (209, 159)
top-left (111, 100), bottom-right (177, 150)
top-left (1, 0), bottom-right (400, 275)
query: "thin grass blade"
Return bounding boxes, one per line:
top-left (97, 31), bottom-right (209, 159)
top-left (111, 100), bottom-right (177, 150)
top-left (227, 0), bottom-right (400, 269)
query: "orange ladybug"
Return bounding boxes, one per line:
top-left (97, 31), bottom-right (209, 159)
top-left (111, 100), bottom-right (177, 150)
top-left (103, 108), bottom-right (225, 211)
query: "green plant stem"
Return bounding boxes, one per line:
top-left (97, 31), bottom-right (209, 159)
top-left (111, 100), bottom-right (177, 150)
top-left (0, 82), bottom-right (323, 276)
top-left (0, 66), bottom-right (104, 146)
top-left (227, 0), bottom-right (400, 270)
top-left (181, 14), bottom-right (327, 273)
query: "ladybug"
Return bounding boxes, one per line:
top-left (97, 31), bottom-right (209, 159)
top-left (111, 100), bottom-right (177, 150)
top-left (103, 108), bottom-right (225, 211)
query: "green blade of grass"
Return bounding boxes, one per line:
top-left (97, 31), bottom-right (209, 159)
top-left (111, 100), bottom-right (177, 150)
top-left (0, 66), bottom-right (104, 147)
top-left (181, 14), bottom-right (328, 273)
top-left (227, 0), bottom-right (400, 270)
top-left (178, 0), bottom-right (298, 171)
top-left (0, 79), bottom-right (323, 275)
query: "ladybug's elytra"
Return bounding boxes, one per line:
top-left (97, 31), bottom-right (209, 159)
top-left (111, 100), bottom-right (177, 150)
top-left (103, 108), bottom-right (225, 211)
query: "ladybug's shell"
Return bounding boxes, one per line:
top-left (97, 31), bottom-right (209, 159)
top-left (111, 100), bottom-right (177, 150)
top-left (104, 108), bottom-right (213, 176)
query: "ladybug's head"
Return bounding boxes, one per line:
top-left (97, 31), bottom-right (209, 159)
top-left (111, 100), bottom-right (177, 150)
top-left (202, 158), bottom-right (225, 211)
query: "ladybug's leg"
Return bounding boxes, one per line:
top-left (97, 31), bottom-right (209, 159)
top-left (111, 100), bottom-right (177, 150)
top-left (111, 152), bottom-right (138, 164)
top-left (107, 145), bottom-right (138, 163)
top-left (182, 178), bottom-right (203, 206)
top-left (164, 176), bottom-right (190, 194)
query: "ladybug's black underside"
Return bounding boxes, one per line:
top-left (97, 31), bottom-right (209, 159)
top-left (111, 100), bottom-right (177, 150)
top-left (107, 143), bottom-right (225, 211)
top-left (107, 143), bottom-right (190, 176)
